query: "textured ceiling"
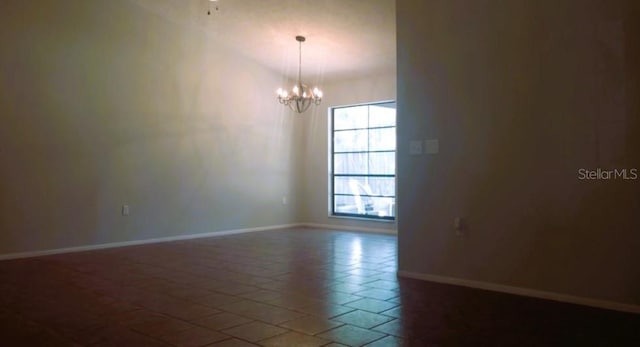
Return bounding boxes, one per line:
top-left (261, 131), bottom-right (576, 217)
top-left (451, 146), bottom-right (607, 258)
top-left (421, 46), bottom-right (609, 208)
top-left (130, 0), bottom-right (396, 81)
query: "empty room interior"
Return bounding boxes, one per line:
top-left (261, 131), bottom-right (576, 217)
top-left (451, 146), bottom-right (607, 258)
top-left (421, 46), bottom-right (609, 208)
top-left (1, 0), bottom-right (639, 346)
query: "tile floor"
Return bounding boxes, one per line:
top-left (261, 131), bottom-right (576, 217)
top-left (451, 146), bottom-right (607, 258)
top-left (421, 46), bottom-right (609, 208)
top-left (0, 228), bottom-right (638, 346)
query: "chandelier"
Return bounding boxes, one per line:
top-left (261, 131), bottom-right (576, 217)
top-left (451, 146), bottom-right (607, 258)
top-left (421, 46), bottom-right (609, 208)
top-left (277, 36), bottom-right (323, 113)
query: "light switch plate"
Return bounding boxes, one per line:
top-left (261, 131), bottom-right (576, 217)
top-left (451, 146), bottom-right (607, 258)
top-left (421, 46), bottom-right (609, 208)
top-left (425, 139), bottom-right (439, 154)
top-left (409, 140), bottom-right (423, 155)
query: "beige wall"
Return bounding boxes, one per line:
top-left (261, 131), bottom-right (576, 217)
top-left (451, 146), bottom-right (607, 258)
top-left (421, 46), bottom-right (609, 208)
top-left (397, 0), bottom-right (640, 305)
top-left (0, 0), bottom-right (303, 254)
top-left (300, 71), bottom-right (397, 232)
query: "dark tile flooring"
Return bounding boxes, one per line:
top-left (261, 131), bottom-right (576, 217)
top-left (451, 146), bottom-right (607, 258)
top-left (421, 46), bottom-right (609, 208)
top-left (0, 228), bottom-right (638, 346)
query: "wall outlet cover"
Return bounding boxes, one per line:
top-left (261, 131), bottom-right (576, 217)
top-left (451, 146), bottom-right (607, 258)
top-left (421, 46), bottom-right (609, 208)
top-left (425, 139), bottom-right (439, 154)
top-left (409, 140), bottom-right (423, 155)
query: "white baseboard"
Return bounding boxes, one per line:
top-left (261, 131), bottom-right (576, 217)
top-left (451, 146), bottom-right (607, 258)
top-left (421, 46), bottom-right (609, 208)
top-left (0, 223), bottom-right (300, 261)
top-left (398, 270), bottom-right (640, 314)
top-left (0, 223), bottom-right (394, 261)
top-left (301, 223), bottom-right (397, 235)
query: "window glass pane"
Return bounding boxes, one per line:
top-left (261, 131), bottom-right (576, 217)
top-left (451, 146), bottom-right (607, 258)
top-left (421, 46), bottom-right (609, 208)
top-left (334, 153), bottom-right (367, 175)
top-left (334, 106), bottom-right (368, 130)
top-left (334, 177), bottom-right (350, 195)
top-left (368, 152), bottom-right (395, 174)
top-left (335, 195), bottom-right (395, 217)
top-left (334, 195), bottom-right (358, 214)
top-left (369, 104), bottom-right (396, 128)
top-left (334, 129), bottom-right (367, 152)
top-left (366, 177), bottom-right (395, 197)
top-left (366, 197), bottom-right (395, 217)
top-left (335, 176), bottom-right (387, 197)
top-left (368, 127), bottom-right (395, 151)
top-left (334, 176), bottom-right (368, 195)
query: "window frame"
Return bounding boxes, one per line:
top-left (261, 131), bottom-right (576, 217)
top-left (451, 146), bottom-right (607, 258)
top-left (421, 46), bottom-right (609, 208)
top-left (330, 101), bottom-right (396, 221)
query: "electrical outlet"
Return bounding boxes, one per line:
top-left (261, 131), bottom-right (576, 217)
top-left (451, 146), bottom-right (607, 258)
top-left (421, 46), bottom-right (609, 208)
top-left (409, 140), bottom-right (423, 155)
top-left (282, 196), bottom-right (288, 205)
top-left (122, 205), bottom-right (130, 216)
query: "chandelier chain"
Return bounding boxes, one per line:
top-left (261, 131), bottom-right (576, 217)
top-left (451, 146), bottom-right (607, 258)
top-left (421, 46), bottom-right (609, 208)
top-left (298, 40), bottom-right (302, 85)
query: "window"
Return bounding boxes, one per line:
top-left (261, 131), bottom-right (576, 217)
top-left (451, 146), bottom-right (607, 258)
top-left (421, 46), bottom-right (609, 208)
top-left (331, 101), bottom-right (396, 220)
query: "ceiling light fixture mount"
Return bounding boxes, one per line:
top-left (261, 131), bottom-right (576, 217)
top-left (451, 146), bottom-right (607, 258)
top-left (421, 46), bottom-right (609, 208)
top-left (277, 35), bottom-right (323, 113)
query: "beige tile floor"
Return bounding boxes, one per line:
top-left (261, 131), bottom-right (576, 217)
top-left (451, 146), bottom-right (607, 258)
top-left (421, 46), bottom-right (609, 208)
top-left (0, 228), bottom-right (638, 346)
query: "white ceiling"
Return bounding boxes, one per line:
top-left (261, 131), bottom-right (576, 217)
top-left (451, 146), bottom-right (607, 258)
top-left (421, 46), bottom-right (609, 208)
top-left (130, 0), bottom-right (396, 81)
